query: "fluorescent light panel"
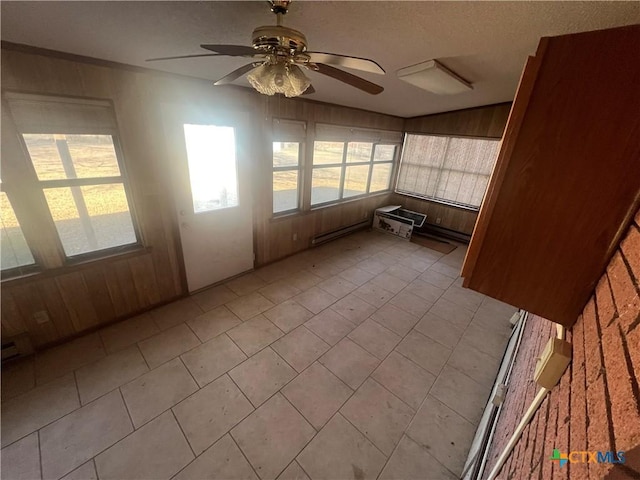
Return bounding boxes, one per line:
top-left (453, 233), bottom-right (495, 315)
top-left (397, 60), bottom-right (472, 95)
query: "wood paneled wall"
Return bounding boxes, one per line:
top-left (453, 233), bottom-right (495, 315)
top-left (395, 103), bottom-right (512, 235)
top-left (0, 47), bottom-right (403, 348)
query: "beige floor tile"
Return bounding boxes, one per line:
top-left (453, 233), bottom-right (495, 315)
top-left (348, 319), bottom-right (401, 360)
top-left (174, 434), bottom-right (258, 480)
top-left (76, 345), bottom-right (148, 404)
top-left (460, 323), bottom-right (510, 360)
top-left (272, 326), bottom-right (330, 373)
top-left (187, 305), bottom-right (242, 342)
top-left (369, 272), bottom-right (409, 294)
top-left (406, 396), bottom-right (476, 476)
top-left (428, 298), bottom-right (474, 330)
top-left (95, 411), bottom-right (193, 480)
top-left (338, 266), bottom-right (376, 286)
top-left (229, 348), bottom-right (296, 407)
top-left (181, 334), bottom-right (247, 387)
top-left (442, 286), bottom-right (484, 312)
top-left (429, 262), bottom-right (461, 278)
top-left (259, 280), bottom-right (302, 304)
top-left (319, 338), bottom-right (379, 389)
top-left (331, 294), bottom-right (377, 325)
top-left (1, 373), bottom-right (79, 448)
top-left (1, 357), bottom-right (35, 402)
top-left (284, 270), bottom-right (323, 291)
top-left (35, 334), bottom-right (105, 385)
top-left (138, 323), bottom-right (200, 369)
top-left (227, 315), bottom-right (284, 356)
top-left (297, 413), bottom-right (386, 480)
top-left (121, 358), bottom-right (198, 428)
top-left (414, 312), bottom-right (465, 349)
top-left (231, 394), bottom-right (315, 480)
top-left (277, 461), bottom-right (309, 480)
top-left (472, 307), bottom-right (516, 335)
top-left (304, 309), bottom-right (357, 346)
top-left (340, 378), bottom-right (414, 455)
top-left (355, 258), bottom-right (388, 275)
top-left (99, 313), bottom-right (159, 354)
top-left (0, 432), bottom-right (40, 480)
top-left (418, 269), bottom-right (456, 290)
top-left (226, 273), bottom-right (268, 296)
top-left (40, 390), bottom-right (133, 479)
top-left (447, 341), bottom-right (502, 387)
top-left (399, 255), bottom-right (433, 272)
top-left (264, 300), bottom-right (314, 333)
top-left (307, 261), bottom-right (343, 280)
top-left (227, 293), bottom-right (275, 321)
top-left (395, 330), bottom-right (452, 376)
top-left (372, 351), bottom-right (435, 410)
top-left (388, 291), bottom-right (433, 318)
top-left (385, 264), bottom-right (422, 282)
top-left (150, 297), bottom-right (203, 330)
top-left (429, 365), bottom-right (491, 425)
top-left (403, 279), bottom-right (446, 304)
top-left (173, 375), bottom-right (254, 455)
top-left (316, 275), bottom-right (358, 299)
top-left (292, 287), bottom-right (338, 314)
top-left (353, 282), bottom-right (395, 308)
top-left (370, 304), bottom-right (419, 337)
top-left (282, 362), bottom-right (352, 429)
top-left (192, 284), bottom-right (238, 311)
top-left (379, 435), bottom-right (456, 480)
top-left (477, 297), bottom-right (519, 323)
top-left (60, 461), bottom-right (97, 480)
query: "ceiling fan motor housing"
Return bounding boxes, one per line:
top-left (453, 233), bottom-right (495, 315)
top-left (252, 26), bottom-right (308, 55)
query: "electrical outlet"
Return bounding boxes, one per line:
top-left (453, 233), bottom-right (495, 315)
top-left (32, 310), bottom-right (50, 325)
top-left (293, 233), bottom-right (298, 241)
top-left (436, 217), bottom-right (442, 224)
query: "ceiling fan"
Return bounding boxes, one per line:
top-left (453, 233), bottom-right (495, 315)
top-left (147, 0), bottom-right (385, 98)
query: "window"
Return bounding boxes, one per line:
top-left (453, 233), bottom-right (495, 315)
top-left (0, 190), bottom-right (35, 272)
top-left (4, 93), bottom-right (140, 269)
top-left (310, 124), bottom-right (401, 207)
top-left (183, 124), bottom-right (238, 213)
top-left (396, 134), bottom-right (500, 209)
top-left (272, 119), bottom-right (305, 215)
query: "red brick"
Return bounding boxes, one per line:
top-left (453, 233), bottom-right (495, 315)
top-left (531, 396), bottom-right (550, 476)
top-left (583, 298), bottom-right (603, 387)
top-left (607, 251), bottom-right (640, 330)
top-left (554, 364), bottom-right (572, 480)
top-left (540, 389), bottom-right (559, 480)
top-left (570, 317), bottom-right (589, 479)
top-left (586, 372), bottom-right (613, 478)
top-left (600, 323), bottom-right (640, 449)
top-left (635, 206), bottom-right (640, 226)
top-left (596, 274), bottom-right (618, 328)
top-left (620, 225), bottom-right (640, 279)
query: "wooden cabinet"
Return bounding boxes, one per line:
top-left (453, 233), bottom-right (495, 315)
top-left (462, 25), bottom-right (640, 327)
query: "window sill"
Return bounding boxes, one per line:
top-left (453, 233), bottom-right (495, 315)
top-left (1, 244), bottom-right (152, 286)
top-left (309, 191), bottom-right (392, 212)
top-left (394, 191), bottom-right (481, 212)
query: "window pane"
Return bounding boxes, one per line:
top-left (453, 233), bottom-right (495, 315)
top-left (370, 163), bottom-right (393, 192)
top-left (343, 165), bottom-right (370, 198)
top-left (23, 134), bottom-right (121, 180)
top-left (1, 192), bottom-right (35, 270)
top-left (44, 184), bottom-right (137, 256)
top-left (313, 141), bottom-right (344, 165)
top-left (346, 142), bottom-right (373, 163)
top-left (311, 167), bottom-right (342, 205)
top-left (273, 170), bottom-right (299, 213)
top-left (183, 124), bottom-right (238, 213)
top-left (273, 142), bottom-right (299, 167)
top-left (374, 144), bottom-right (396, 162)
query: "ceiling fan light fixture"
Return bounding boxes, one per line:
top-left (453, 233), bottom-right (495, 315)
top-left (247, 63), bottom-right (311, 97)
top-left (396, 59), bottom-right (472, 95)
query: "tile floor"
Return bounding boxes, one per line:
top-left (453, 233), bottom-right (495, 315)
top-left (0, 230), bottom-right (518, 480)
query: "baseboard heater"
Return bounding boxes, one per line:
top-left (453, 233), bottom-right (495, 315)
top-left (311, 219), bottom-right (371, 246)
top-left (416, 222), bottom-right (471, 244)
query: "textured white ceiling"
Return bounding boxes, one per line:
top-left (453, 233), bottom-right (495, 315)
top-left (2, 1), bottom-right (639, 117)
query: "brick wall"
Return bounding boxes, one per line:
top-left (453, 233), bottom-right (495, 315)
top-left (483, 208), bottom-right (640, 479)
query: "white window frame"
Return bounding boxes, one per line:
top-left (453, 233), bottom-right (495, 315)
top-left (272, 119), bottom-right (306, 216)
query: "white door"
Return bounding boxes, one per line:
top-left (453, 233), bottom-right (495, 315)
top-left (162, 104), bottom-right (254, 292)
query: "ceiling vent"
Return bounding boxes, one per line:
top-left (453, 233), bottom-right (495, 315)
top-left (397, 60), bottom-right (472, 95)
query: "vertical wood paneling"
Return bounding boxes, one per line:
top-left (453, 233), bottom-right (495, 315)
top-left (35, 278), bottom-right (76, 338)
top-left (55, 272), bottom-right (100, 331)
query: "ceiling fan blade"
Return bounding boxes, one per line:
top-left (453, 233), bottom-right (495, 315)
top-left (306, 52), bottom-right (385, 74)
top-left (301, 85), bottom-right (316, 95)
top-left (146, 53), bottom-right (225, 62)
top-left (201, 44), bottom-right (258, 56)
top-left (315, 64), bottom-right (384, 95)
top-left (213, 63), bottom-right (262, 86)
